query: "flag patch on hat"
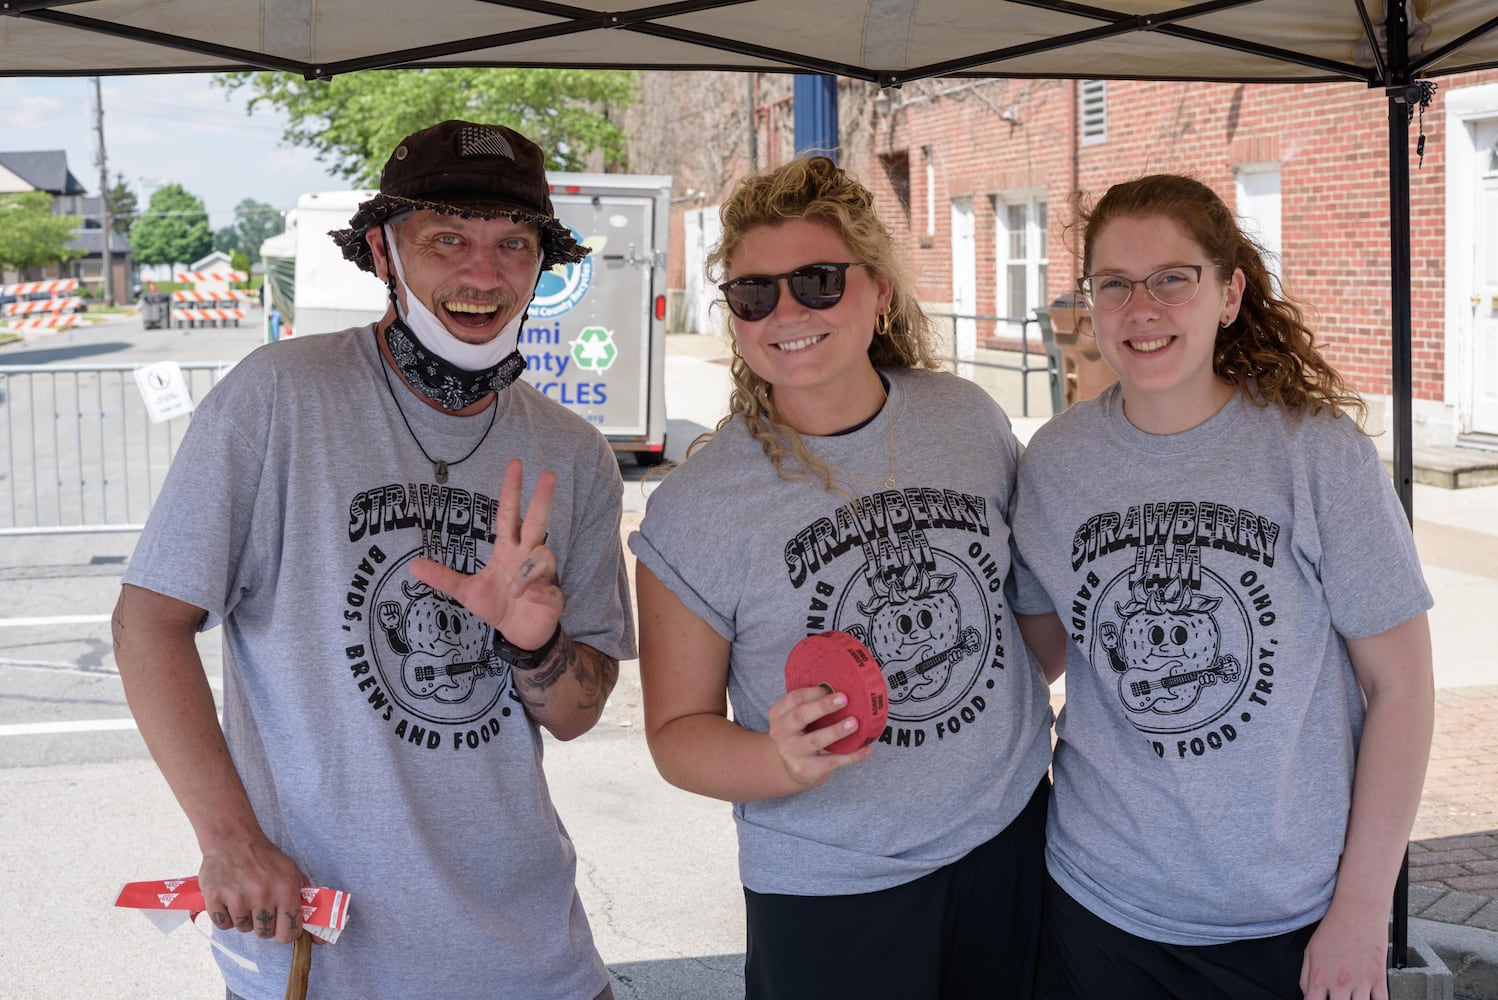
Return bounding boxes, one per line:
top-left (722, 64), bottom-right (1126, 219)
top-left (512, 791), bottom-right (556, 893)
top-left (459, 125), bottom-right (515, 160)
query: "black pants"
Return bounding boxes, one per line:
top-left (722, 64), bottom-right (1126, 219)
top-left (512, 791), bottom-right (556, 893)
top-left (742, 778), bottom-right (1048, 1000)
top-left (1036, 873), bottom-right (1321, 1000)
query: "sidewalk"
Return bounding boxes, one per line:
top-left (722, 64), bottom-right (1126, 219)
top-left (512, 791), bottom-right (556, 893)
top-left (1409, 685), bottom-right (1498, 998)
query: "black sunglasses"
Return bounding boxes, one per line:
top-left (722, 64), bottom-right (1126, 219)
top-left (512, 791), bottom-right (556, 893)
top-left (718, 262), bottom-right (868, 322)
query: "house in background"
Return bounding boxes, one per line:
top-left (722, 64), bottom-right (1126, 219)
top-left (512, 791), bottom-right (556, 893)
top-left (0, 149), bottom-right (132, 302)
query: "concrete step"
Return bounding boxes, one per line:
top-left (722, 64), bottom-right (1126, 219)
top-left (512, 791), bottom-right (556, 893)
top-left (1380, 445), bottom-right (1498, 490)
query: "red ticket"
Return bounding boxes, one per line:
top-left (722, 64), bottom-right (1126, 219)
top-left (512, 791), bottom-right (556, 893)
top-left (115, 876), bottom-right (350, 943)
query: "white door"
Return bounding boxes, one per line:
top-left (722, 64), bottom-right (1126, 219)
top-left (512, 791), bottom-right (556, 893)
top-left (950, 197), bottom-right (976, 378)
top-left (1474, 120), bottom-right (1498, 433)
top-left (1235, 167), bottom-right (1283, 291)
top-left (684, 207), bottom-right (723, 336)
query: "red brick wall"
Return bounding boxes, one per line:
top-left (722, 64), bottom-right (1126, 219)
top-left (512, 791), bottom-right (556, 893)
top-left (842, 70), bottom-right (1498, 404)
top-left (625, 69), bottom-right (1498, 407)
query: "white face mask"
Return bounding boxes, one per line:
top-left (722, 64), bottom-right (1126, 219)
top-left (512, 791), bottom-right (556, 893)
top-left (384, 226), bottom-right (538, 373)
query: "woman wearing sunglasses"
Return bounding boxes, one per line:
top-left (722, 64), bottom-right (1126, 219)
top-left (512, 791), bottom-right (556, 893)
top-left (1007, 174), bottom-right (1434, 1000)
top-left (628, 155), bottom-right (1053, 999)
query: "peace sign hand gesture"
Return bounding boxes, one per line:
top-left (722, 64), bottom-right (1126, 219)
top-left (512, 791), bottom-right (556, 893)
top-left (410, 458), bottom-right (563, 651)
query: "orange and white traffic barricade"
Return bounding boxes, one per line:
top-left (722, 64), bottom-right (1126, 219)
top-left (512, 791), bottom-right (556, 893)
top-left (172, 289), bottom-right (253, 305)
top-left (175, 270), bottom-right (248, 287)
top-left (171, 306), bottom-right (247, 327)
top-left (3, 314), bottom-right (78, 332)
top-left (0, 277), bottom-right (79, 299)
top-left (173, 271), bottom-right (250, 328)
top-left (3, 296), bottom-right (83, 316)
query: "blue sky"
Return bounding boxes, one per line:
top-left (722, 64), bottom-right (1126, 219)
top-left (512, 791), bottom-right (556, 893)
top-left (0, 74), bottom-right (347, 230)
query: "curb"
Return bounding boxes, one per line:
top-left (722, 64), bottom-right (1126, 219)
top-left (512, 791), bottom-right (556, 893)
top-left (1414, 917), bottom-right (1498, 1000)
top-left (1392, 930), bottom-right (1456, 1000)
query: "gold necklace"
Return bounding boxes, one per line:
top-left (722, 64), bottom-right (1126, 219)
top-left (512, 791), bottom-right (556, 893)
top-left (822, 394), bottom-right (896, 490)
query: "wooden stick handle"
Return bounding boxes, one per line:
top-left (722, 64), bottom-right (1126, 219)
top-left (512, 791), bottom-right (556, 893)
top-left (284, 929), bottom-right (313, 1000)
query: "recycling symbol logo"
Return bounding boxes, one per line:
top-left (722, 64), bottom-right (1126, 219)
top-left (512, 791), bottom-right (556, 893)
top-left (571, 326), bottom-right (619, 372)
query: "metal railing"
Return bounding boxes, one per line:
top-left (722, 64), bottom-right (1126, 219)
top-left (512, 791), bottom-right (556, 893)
top-left (927, 312), bottom-right (1060, 418)
top-left (0, 362), bottom-right (230, 535)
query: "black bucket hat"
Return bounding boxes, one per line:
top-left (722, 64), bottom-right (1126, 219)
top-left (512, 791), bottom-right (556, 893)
top-left (332, 120), bottom-right (588, 274)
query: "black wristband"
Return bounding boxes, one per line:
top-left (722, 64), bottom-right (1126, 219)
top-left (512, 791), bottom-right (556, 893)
top-left (495, 623), bottom-right (562, 667)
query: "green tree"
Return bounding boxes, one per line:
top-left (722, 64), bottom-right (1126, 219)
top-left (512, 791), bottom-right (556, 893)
top-left (129, 183), bottom-right (212, 267)
top-left (0, 191), bottom-right (84, 273)
top-left (214, 68), bottom-right (638, 184)
top-left (106, 173), bottom-right (138, 238)
top-left (214, 224), bottom-right (241, 256)
top-left (230, 198), bottom-right (284, 263)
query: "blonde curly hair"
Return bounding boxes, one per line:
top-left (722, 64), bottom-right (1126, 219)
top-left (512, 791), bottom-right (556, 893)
top-left (692, 155), bottom-right (943, 488)
top-left (1078, 173), bottom-right (1366, 423)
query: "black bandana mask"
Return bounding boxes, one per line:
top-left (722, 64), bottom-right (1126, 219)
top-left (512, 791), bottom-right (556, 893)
top-left (382, 319), bottom-right (527, 412)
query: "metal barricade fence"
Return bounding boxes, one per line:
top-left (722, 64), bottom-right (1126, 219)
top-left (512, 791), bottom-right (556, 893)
top-left (0, 362), bottom-right (231, 536)
top-left (927, 312), bottom-right (1059, 419)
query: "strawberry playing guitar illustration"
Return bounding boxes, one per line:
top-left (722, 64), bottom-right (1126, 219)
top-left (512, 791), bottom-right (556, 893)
top-left (379, 578), bottom-right (508, 706)
top-left (1100, 577), bottom-right (1241, 716)
top-left (401, 651), bottom-right (509, 702)
top-left (1117, 653), bottom-right (1242, 713)
top-left (881, 627), bottom-right (983, 704)
top-left (849, 562), bottom-right (975, 705)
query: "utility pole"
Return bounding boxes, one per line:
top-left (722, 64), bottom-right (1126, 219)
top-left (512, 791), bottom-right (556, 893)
top-left (92, 77), bottom-right (114, 306)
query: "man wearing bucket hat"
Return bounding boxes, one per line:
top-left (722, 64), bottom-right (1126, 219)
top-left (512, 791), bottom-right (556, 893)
top-left (113, 120), bottom-right (634, 1000)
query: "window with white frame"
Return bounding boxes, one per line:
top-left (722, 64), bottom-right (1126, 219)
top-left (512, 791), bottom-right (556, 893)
top-left (1080, 80), bottom-right (1107, 146)
top-left (994, 194), bottom-right (1049, 335)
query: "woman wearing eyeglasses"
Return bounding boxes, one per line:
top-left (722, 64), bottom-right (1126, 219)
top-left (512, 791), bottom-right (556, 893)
top-left (629, 155), bottom-right (1053, 998)
top-left (1008, 174), bottom-right (1433, 1000)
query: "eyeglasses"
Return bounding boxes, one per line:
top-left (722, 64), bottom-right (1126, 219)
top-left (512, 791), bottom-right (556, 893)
top-left (718, 262), bottom-right (868, 322)
top-left (1077, 265), bottom-right (1205, 313)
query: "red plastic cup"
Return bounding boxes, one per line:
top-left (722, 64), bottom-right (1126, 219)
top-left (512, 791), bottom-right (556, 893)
top-left (784, 631), bottom-right (889, 754)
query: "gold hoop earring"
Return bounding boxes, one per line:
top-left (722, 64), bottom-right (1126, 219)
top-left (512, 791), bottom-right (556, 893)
top-left (875, 311), bottom-right (890, 337)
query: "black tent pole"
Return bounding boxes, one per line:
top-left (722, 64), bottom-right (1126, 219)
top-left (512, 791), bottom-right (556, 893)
top-left (1384, 0), bottom-right (1415, 972)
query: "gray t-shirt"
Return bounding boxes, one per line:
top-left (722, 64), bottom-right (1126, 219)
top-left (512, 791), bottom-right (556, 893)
top-left (630, 367), bottom-right (1053, 896)
top-left (123, 325), bottom-right (635, 999)
top-left (1010, 383), bottom-right (1432, 945)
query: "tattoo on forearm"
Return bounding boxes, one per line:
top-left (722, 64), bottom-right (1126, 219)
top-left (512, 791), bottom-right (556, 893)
top-left (513, 632), bottom-right (570, 694)
top-left (111, 600), bottom-right (125, 653)
top-left (574, 650), bottom-right (618, 710)
top-left (512, 632), bottom-right (617, 718)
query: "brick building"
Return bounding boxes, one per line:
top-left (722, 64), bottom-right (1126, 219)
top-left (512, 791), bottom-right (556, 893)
top-left (624, 69), bottom-right (1498, 450)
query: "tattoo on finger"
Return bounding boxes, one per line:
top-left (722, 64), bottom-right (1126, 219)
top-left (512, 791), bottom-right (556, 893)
top-left (236, 915), bottom-right (254, 931)
top-left (211, 911), bottom-right (230, 929)
top-left (519, 558), bottom-right (535, 577)
top-left (256, 909), bottom-right (274, 936)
